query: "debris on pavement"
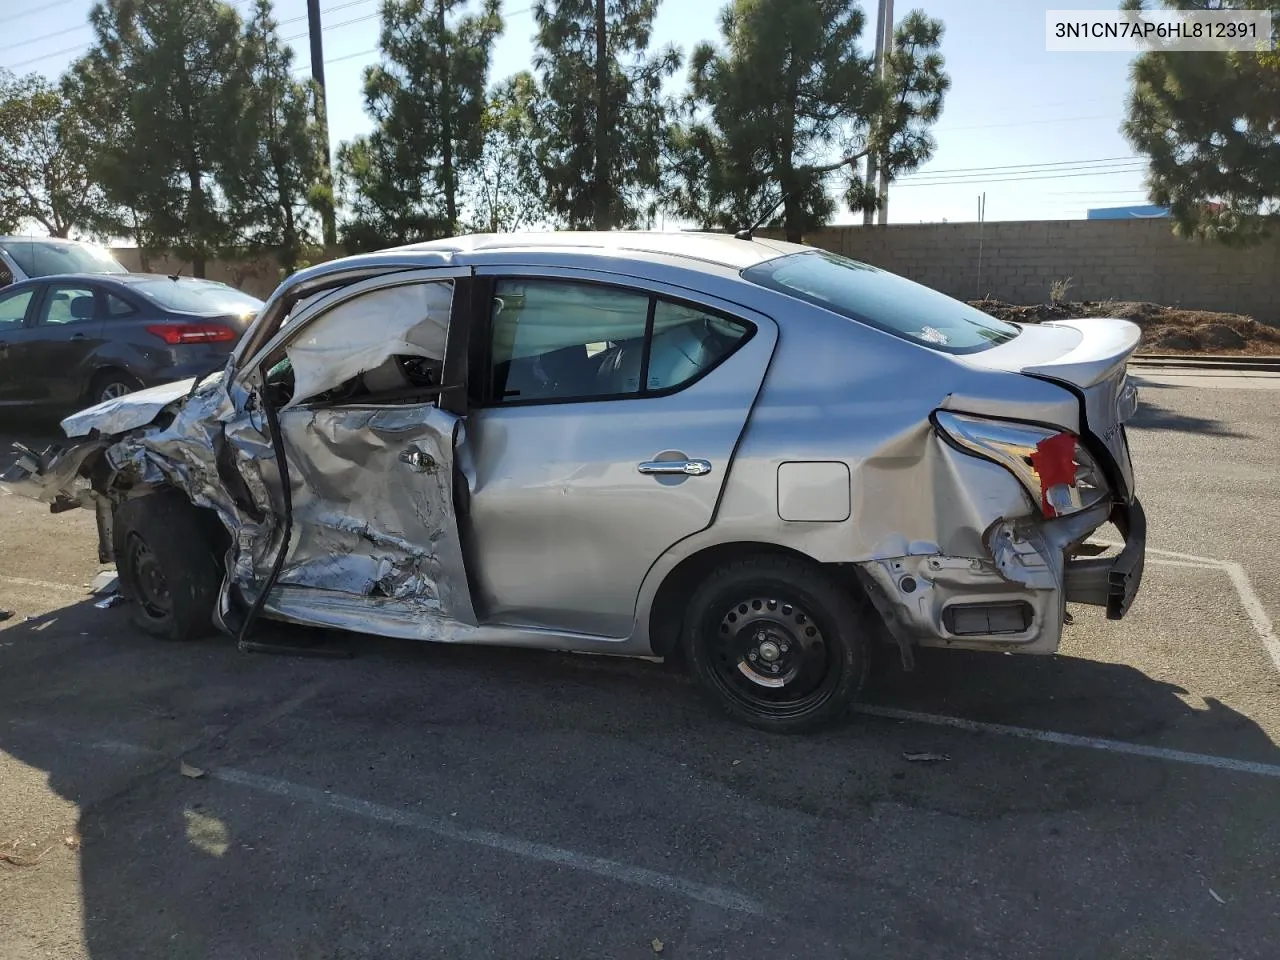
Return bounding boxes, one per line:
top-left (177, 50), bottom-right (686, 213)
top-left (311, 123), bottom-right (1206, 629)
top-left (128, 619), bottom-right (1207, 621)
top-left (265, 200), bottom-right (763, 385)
top-left (1209, 888), bottom-right (1225, 904)
top-left (180, 761), bottom-right (206, 779)
top-left (94, 594), bottom-right (125, 610)
top-left (1, 842), bottom-right (55, 867)
top-left (651, 938), bottom-right (665, 954)
top-left (902, 751), bottom-right (951, 762)
top-left (0, 610), bottom-right (11, 622)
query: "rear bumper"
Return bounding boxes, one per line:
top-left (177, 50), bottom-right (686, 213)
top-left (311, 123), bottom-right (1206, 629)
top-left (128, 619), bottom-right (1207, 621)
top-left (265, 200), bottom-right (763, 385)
top-left (1064, 498), bottom-right (1147, 619)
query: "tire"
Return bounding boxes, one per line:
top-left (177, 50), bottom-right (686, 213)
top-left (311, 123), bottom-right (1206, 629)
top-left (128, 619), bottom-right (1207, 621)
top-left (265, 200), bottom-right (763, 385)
top-left (113, 490), bottom-right (224, 641)
top-left (682, 555), bottom-right (872, 734)
top-left (89, 370), bottom-right (143, 406)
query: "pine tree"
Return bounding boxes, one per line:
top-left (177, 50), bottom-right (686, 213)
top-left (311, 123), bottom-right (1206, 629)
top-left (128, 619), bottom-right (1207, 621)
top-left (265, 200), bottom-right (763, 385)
top-left (1123, 0), bottom-right (1280, 244)
top-left (531, 0), bottom-right (681, 230)
top-left (665, 0), bottom-right (947, 241)
top-left (226, 0), bottom-right (328, 273)
top-left (65, 0), bottom-right (248, 276)
top-left (337, 0), bottom-right (502, 249)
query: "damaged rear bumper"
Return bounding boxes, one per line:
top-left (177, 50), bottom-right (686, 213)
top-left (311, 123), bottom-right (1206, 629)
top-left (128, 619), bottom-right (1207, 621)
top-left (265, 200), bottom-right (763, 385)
top-left (857, 496), bottom-right (1146, 656)
top-left (1064, 498), bottom-right (1146, 620)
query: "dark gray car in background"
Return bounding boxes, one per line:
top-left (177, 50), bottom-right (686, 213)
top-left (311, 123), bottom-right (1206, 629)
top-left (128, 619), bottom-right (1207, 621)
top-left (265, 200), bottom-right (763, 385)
top-left (0, 273), bottom-right (262, 408)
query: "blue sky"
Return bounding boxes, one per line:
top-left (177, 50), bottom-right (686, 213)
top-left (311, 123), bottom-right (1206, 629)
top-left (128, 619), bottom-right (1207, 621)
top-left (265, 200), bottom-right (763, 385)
top-left (4, 0), bottom-right (1151, 225)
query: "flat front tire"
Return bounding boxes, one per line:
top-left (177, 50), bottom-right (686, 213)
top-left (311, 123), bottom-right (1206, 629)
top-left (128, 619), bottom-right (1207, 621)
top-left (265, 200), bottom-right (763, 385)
top-left (682, 556), bottom-right (871, 733)
top-left (113, 490), bottom-right (224, 641)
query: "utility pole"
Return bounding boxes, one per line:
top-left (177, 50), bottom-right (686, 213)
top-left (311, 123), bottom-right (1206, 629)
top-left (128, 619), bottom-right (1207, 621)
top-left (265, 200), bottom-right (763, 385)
top-left (876, 0), bottom-right (894, 225)
top-left (307, 0), bottom-right (338, 247)
top-left (863, 0), bottom-right (887, 226)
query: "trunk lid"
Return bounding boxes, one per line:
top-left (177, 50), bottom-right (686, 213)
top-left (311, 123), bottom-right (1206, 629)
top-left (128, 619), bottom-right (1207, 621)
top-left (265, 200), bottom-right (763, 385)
top-left (959, 318), bottom-right (1141, 500)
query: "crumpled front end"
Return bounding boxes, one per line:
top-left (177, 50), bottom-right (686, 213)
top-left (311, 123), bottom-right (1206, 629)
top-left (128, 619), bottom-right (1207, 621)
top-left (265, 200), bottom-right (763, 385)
top-left (0, 376), bottom-right (285, 627)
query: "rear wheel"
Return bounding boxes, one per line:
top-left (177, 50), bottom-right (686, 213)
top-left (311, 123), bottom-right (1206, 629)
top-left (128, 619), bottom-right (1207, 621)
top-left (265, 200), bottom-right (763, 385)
top-left (89, 370), bottom-right (143, 406)
top-left (682, 556), bottom-right (872, 733)
top-left (113, 490), bottom-right (224, 641)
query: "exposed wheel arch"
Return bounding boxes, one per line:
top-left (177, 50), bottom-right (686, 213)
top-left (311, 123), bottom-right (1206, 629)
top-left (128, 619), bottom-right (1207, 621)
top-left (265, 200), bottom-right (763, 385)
top-left (87, 367), bottom-right (144, 406)
top-left (647, 541), bottom-right (833, 659)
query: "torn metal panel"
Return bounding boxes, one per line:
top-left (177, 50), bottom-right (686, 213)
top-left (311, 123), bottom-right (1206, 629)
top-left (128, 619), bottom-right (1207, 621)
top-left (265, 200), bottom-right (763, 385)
top-left (283, 281), bottom-right (452, 408)
top-left (270, 403), bottom-right (475, 623)
top-left (858, 498), bottom-right (1112, 655)
top-left (61, 375), bottom-right (215, 438)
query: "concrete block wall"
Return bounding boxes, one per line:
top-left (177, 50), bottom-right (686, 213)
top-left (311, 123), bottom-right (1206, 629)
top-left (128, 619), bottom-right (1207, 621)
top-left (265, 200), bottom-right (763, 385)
top-left (789, 219), bottom-right (1280, 323)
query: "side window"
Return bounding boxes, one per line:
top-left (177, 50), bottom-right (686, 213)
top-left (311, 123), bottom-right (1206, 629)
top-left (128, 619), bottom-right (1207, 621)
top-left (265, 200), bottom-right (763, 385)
top-left (0, 261), bottom-right (12, 289)
top-left (269, 279), bottom-right (454, 408)
top-left (485, 280), bottom-right (752, 405)
top-left (106, 293), bottom-right (137, 317)
top-left (489, 280), bottom-right (650, 402)
top-left (0, 288), bottom-right (33, 329)
top-left (646, 300), bottom-right (751, 392)
top-left (38, 284), bottom-right (98, 325)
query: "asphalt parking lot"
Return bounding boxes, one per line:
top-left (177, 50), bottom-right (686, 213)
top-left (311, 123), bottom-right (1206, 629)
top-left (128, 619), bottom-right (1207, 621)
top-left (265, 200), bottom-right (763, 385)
top-left (2, 367), bottom-right (1279, 960)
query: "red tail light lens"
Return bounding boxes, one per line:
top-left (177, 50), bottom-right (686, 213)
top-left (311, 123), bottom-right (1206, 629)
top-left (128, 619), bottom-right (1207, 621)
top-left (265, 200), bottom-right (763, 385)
top-left (146, 323), bottom-right (236, 345)
top-left (1029, 432), bottom-right (1078, 516)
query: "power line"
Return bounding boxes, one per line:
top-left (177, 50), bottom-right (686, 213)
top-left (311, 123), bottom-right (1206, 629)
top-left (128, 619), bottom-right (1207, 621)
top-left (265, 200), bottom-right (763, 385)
top-left (822, 157), bottom-right (1146, 187)
top-left (11, 0), bottom-right (79, 23)
top-left (895, 155), bottom-right (1143, 177)
top-left (893, 168), bottom-right (1147, 188)
top-left (291, 4), bottom-right (534, 73)
top-left (0, 21), bottom-right (89, 56)
top-left (932, 113), bottom-right (1120, 133)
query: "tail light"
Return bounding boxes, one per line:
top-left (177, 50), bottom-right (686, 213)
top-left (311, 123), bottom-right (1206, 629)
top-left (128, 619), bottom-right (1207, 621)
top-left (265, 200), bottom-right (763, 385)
top-left (933, 411), bottom-right (1108, 518)
top-left (146, 322), bottom-right (236, 345)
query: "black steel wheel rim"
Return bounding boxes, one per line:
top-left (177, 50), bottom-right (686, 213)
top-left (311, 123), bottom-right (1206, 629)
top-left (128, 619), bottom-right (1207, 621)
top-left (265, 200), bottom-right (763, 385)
top-left (704, 593), bottom-right (838, 719)
top-left (128, 532), bottom-right (172, 620)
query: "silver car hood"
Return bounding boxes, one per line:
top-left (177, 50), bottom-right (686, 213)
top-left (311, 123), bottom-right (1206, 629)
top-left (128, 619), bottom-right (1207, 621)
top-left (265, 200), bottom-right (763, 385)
top-left (61, 378), bottom-right (199, 438)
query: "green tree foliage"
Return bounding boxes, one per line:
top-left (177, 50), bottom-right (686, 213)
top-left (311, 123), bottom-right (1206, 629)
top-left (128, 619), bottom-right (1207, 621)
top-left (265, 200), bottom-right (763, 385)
top-left (531, 0), bottom-right (681, 230)
top-left (337, 0), bottom-right (503, 250)
top-left (226, 0), bottom-right (328, 273)
top-left (1122, 0), bottom-right (1280, 245)
top-left (461, 72), bottom-right (550, 232)
top-left (66, 0), bottom-right (248, 276)
top-left (0, 70), bottom-right (100, 237)
top-left (664, 0), bottom-right (948, 242)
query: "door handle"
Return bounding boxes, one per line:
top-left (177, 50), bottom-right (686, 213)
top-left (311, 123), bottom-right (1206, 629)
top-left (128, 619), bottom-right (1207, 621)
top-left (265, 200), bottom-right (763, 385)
top-left (70, 332), bottom-right (87, 340)
top-left (637, 458), bottom-right (713, 477)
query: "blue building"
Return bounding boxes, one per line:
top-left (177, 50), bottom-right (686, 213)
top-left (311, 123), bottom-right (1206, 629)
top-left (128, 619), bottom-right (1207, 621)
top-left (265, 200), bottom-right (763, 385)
top-left (1086, 204), bottom-right (1170, 220)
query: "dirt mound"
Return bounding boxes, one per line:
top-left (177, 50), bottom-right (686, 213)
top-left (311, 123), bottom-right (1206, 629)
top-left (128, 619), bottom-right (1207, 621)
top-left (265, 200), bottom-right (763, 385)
top-left (967, 298), bottom-right (1280, 355)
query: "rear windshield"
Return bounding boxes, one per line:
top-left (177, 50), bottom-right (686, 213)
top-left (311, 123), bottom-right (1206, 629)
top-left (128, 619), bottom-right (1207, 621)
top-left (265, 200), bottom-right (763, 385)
top-left (743, 250), bottom-right (1019, 354)
top-left (0, 239), bottom-right (128, 277)
top-left (131, 278), bottom-right (263, 316)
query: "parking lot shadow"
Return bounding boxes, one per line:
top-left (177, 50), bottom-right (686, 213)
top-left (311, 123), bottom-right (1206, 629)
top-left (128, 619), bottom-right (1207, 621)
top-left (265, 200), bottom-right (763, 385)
top-left (3, 598), bottom-right (1280, 958)
top-left (1128, 396), bottom-right (1247, 437)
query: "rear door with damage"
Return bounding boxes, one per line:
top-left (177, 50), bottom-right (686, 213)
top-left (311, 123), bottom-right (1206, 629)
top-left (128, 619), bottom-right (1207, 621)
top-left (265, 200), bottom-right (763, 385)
top-left (238, 267), bottom-right (478, 636)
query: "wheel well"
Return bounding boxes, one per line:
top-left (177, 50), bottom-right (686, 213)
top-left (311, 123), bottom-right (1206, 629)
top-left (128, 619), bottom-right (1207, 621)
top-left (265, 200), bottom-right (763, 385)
top-left (88, 365), bottom-right (139, 395)
top-left (647, 541), bottom-right (826, 658)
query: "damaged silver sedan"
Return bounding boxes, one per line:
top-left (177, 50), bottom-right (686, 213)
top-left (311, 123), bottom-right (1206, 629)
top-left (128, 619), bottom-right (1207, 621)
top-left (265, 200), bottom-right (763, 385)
top-left (0, 232), bottom-right (1146, 732)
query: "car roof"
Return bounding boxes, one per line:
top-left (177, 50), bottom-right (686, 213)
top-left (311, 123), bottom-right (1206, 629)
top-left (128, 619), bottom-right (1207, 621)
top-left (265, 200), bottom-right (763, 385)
top-left (0, 236), bottom-right (102, 246)
top-left (397, 231), bottom-right (808, 270)
top-left (3, 272), bottom-right (229, 287)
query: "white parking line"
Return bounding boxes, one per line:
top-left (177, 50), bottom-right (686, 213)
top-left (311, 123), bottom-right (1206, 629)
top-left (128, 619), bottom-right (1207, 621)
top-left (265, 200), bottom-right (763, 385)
top-left (1093, 543), bottom-right (1280, 674)
top-left (211, 766), bottom-right (767, 916)
top-left (854, 705), bottom-right (1280, 779)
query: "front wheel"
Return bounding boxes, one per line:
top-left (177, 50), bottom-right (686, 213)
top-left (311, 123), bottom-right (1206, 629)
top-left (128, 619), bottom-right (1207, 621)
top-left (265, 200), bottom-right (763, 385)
top-left (682, 556), bottom-right (872, 733)
top-left (113, 490), bottom-right (224, 641)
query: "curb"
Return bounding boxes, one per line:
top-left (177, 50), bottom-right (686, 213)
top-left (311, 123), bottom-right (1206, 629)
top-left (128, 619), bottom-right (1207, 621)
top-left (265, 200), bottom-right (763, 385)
top-left (1131, 354), bottom-right (1280, 373)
